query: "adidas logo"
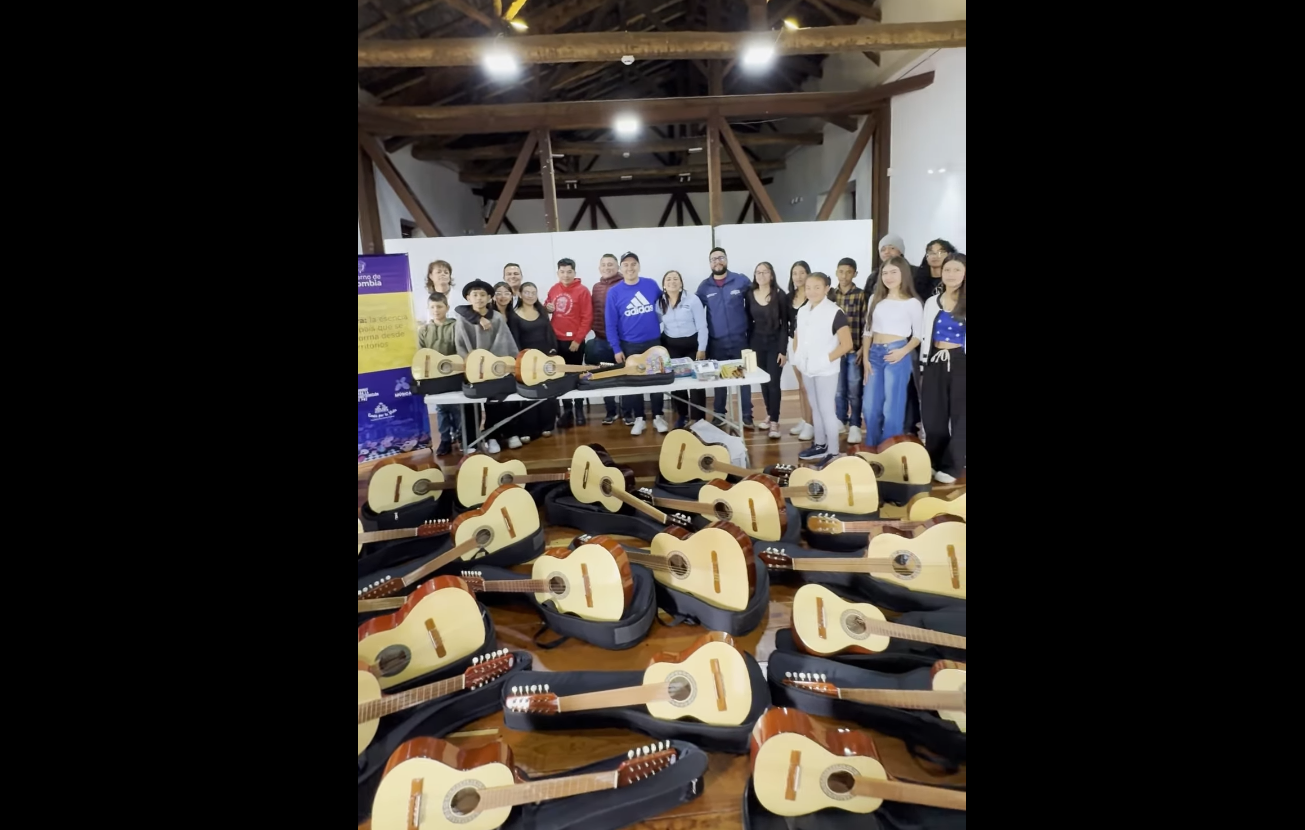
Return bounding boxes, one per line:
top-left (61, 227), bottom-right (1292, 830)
top-left (623, 291), bottom-right (654, 317)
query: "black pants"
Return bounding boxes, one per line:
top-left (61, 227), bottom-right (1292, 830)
top-left (481, 400), bottom-right (518, 442)
top-left (921, 348), bottom-right (966, 477)
top-left (555, 337), bottom-right (584, 418)
top-left (904, 353), bottom-right (922, 436)
top-left (585, 338), bottom-right (620, 418)
top-left (752, 340), bottom-right (783, 424)
top-left (662, 333), bottom-right (704, 422)
top-left (620, 337), bottom-right (665, 419)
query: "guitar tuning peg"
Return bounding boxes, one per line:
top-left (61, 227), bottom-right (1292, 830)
top-left (785, 671), bottom-right (792, 678)
top-left (628, 749), bottom-right (635, 759)
top-left (511, 686), bottom-right (518, 694)
top-left (544, 684), bottom-right (549, 692)
top-left (472, 656), bottom-right (480, 664)
top-left (820, 674), bottom-right (826, 681)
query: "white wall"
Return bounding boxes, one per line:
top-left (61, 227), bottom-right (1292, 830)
top-left (359, 147), bottom-right (486, 247)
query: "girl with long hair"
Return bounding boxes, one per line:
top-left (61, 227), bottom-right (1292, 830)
top-left (748, 262), bottom-right (790, 439)
top-left (919, 253), bottom-right (966, 483)
top-left (791, 272), bottom-right (854, 460)
top-left (786, 261), bottom-right (815, 440)
top-left (511, 281), bottom-right (558, 440)
top-left (487, 281), bottom-right (524, 450)
top-left (657, 270), bottom-right (708, 428)
top-left (860, 256), bottom-right (923, 447)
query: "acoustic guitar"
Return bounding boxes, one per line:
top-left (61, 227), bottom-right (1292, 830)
top-left (804, 512), bottom-right (964, 538)
top-left (411, 348), bottom-right (465, 381)
top-left (782, 455), bottom-right (880, 514)
top-left (504, 631), bottom-right (753, 726)
top-left (636, 475), bottom-right (788, 541)
top-left (369, 737), bottom-right (678, 830)
top-left (359, 649), bottom-right (513, 755)
top-left (581, 345), bottom-right (672, 380)
top-left (790, 584), bottom-right (967, 657)
top-left (358, 484), bottom-right (541, 600)
top-left (903, 489), bottom-right (966, 521)
top-left (464, 349), bottom-right (516, 384)
top-left (368, 462), bottom-right (457, 512)
top-left (459, 535), bottom-right (634, 622)
top-left (856, 435), bottom-right (933, 485)
top-left (750, 707), bottom-right (966, 816)
top-left (657, 428), bottom-right (796, 485)
top-left (759, 519), bottom-right (966, 599)
top-left (783, 660), bottom-right (966, 732)
top-left (455, 454), bottom-right (569, 508)
top-left (639, 522), bottom-right (756, 611)
top-left (359, 519), bottom-right (449, 556)
top-left (568, 444), bottom-right (692, 528)
top-left (513, 348), bottom-right (612, 386)
top-left (357, 576), bottom-right (487, 690)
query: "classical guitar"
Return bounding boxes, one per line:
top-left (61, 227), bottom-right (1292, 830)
top-left (568, 443), bottom-right (692, 528)
top-left (505, 631), bottom-right (753, 726)
top-left (784, 660), bottom-right (967, 731)
top-left (411, 348), bottom-right (465, 381)
top-left (359, 519), bottom-right (449, 556)
top-left (357, 576), bottom-right (487, 690)
top-left (636, 475), bottom-right (788, 541)
top-left (370, 738), bottom-right (678, 830)
top-left (804, 513), bottom-right (964, 538)
top-left (856, 435), bottom-right (933, 485)
top-left (367, 462), bottom-right (457, 512)
top-left (750, 707), bottom-right (966, 816)
top-left (359, 649), bottom-right (513, 755)
top-left (456, 454), bottom-right (569, 508)
top-left (903, 489), bottom-right (966, 521)
top-left (458, 535), bottom-right (634, 622)
top-left (582, 345), bottom-right (673, 380)
top-left (513, 348), bottom-right (612, 386)
top-left (358, 484), bottom-right (541, 600)
top-left (658, 428), bottom-right (796, 485)
top-left (759, 519), bottom-right (966, 599)
top-left (464, 349), bottom-right (516, 384)
top-left (782, 455), bottom-right (880, 514)
top-left (642, 522), bottom-right (756, 611)
top-left (790, 583), bottom-right (967, 657)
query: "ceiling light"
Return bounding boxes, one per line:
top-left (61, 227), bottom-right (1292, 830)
top-left (620, 175), bottom-right (633, 181)
top-left (687, 147), bottom-right (703, 153)
top-left (938, 167), bottom-right (946, 173)
top-left (509, 20), bottom-right (528, 31)
top-left (742, 43), bottom-right (775, 69)
top-left (483, 50), bottom-right (519, 78)
top-left (783, 19), bottom-right (800, 31)
top-left (927, 169), bottom-right (934, 175)
top-left (614, 115), bottom-right (639, 136)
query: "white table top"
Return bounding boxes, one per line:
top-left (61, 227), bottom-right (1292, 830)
top-left (423, 369), bottom-right (772, 406)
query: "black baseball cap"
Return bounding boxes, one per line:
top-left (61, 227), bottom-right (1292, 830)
top-left (620, 251), bottom-right (639, 263)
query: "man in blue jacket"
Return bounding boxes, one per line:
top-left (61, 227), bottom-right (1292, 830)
top-left (696, 246), bottom-right (753, 428)
top-left (604, 252), bottom-right (666, 435)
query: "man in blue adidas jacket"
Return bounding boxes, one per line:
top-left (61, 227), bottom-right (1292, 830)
top-left (604, 252), bottom-right (666, 435)
top-left (696, 246), bottom-right (754, 427)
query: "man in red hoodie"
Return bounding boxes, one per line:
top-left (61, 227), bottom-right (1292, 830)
top-left (585, 253), bottom-right (625, 426)
top-left (545, 257), bottom-right (594, 428)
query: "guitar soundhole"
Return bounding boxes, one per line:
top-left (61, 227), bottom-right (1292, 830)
top-left (599, 478), bottom-right (613, 496)
top-left (698, 456), bottom-right (716, 473)
top-left (492, 362), bottom-right (506, 377)
top-left (547, 574), bottom-right (568, 598)
top-left (667, 553), bottom-right (690, 578)
top-left (497, 472), bottom-right (515, 486)
top-left (869, 461), bottom-right (885, 477)
top-left (437, 359), bottom-right (453, 374)
top-left (841, 611), bottom-right (870, 640)
top-left (474, 527), bottom-right (494, 547)
top-left (444, 780), bottom-right (485, 822)
top-left (823, 768), bottom-right (858, 798)
top-left (712, 500), bottom-right (733, 521)
top-left (543, 362), bottom-right (558, 376)
top-left (413, 479), bottom-right (432, 495)
top-left (806, 481), bottom-right (827, 500)
top-left (374, 644), bottom-right (412, 677)
top-left (665, 671), bottom-right (696, 706)
top-left (890, 551), bottom-right (921, 580)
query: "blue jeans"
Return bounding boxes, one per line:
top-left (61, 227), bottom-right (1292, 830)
top-left (435, 404), bottom-right (461, 443)
top-left (861, 339), bottom-right (911, 446)
top-left (620, 338), bottom-right (665, 419)
top-left (835, 352), bottom-right (863, 426)
top-left (708, 336), bottom-right (753, 419)
top-left (585, 338), bottom-right (620, 417)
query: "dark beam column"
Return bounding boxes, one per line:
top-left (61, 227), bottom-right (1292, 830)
top-left (715, 114), bottom-right (783, 223)
top-left (537, 129), bottom-right (560, 232)
top-left (358, 144), bottom-right (384, 254)
top-left (359, 131), bottom-right (442, 237)
top-left (485, 132), bottom-right (539, 234)
top-left (816, 113), bottom-right (875, 221)
top-left (657, 193), bottom-right (676, 227)
top-left (871, 104), bottom-right (892, 267)
top-left (706, 114), bottom-right (723, 226)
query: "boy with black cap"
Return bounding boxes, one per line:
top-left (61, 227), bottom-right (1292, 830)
top-left (454, 279), bottom-right (519, 454)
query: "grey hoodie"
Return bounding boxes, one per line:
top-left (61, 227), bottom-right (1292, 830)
top-left (453, 305), bottom-right (518, 358)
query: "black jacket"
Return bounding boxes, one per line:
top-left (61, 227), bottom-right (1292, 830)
top-left (746, 285), bottom-right (792, 350)
top-left (914, 256), bottom-right (943, 301)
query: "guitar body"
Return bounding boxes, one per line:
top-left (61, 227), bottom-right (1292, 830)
top-left (514, 349), bottom-right (573, 386)
top-left (856, 435), bottom-right (932, 485)
top-left (785, 456), bottom-right (880, 514)
top-left (411, 348), bottom-right (465, 381)
top-left (368, 462), bottom-right (450, 512)
top-left (358, 662), bottom-right (382, 755)
top-left (865, 519), bottom-right (966, 598)
top-left (464, 349), bottom-right (516, 384)
top-left (697, 476), bottom-right (787, 541)
top-left (586, 345), bottom-right (671, 380)
top-left (457, 455), bottom-right (528, 508)
top-left (359, 518), bottom-right (365, 556)
top-left (371, 738), bottom-right (517, 830)
top-left (569, 444), bottom-right (636, 514)
top-left (658, 429), bottom-right (732, 484)
top-left (790, 583), bottom-right (891, 656)
top-left (932, 661), bottom-right (966, 732)
top-left (453, 485), bottom-right (540, 557)
top-left (530, 539), bottom-right (633, 622)
top-left (751, 728), bottom-right (887, 816)
top-left (642, 633), bottom-right (753, 726)
top-left (357, 577), bottom-right (487, 690)
top-left (906, 491), bottom-right (967, 521)
top-left (649, 523), bottom-right (755, 611)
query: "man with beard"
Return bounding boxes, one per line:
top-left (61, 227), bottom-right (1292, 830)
top-left (696, 246), bottom-right (753, 429)
top-left (586, 253), bottom-right (625, 425)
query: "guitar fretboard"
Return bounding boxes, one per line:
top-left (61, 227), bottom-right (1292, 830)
top-left (359, 675), bottom-right (464, 722)
top-left (559, 683), bottom-right (670, 712)
top-left (478, 771), bottom-right (619, 809)
top-left (473, 580), bottom-right (551, 594)
top-left (851, 776), bottom-right (967, 810)
top-left (840, 688), bottom-right (966, 710)
top-left (358, 528), bottom-right (430, 544)
top-left (857, 619), bottom-right (967, 649)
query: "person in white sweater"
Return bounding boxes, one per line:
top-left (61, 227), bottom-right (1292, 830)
top-left (860, 256), bottom-right (924, 447)
top-left (790, 272), bottom-right (855, 460)
top-left (919, 253), bottom-right (966, 483)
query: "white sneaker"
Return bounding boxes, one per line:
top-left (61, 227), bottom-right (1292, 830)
top-left (755, 419), bottom-right (770, 431)
top-left (933, 470), bottom-right (956, 484)
top-left (653, 415), bottom-right (669, 434)
top-left (507, 436), bottom-right (522, 449)
top-left (631, 417), bottom-right (646, 435)
top-left (789, 420), bottom-right (806, 435)
top-left (848, 426), bottom-right (863, 444)
top-left (485, 439), bottom-right (501, 454)
top-left (798, 423), bottom-right (814, 441)
top-left (838, 423), bottom-right (848, 435)
top-left (768, 427), bottom-right (781, 439)
top-left (521, 436), bottom-right (531, 444)
top-left (466, 444), bottom-right (478, 455)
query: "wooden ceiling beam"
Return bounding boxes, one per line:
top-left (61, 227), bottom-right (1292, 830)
top-left (363, 73), bottom-right (933, 135)
top-left (413, 132), bottom-right (822, 161)
top-left (816, 112), bottom-right (875, 221)
top-left (357, 22), bottom-right (966, 67)
top-left (714, 114), bottom-right (782, 223)
top-left (822, 0), bottom-right (883, 22)
top-left (359, 0), bottom-right (445, 40)
top-left (358, 131), bottom-right (443, 236)
top-left (443, 0), bottom-right (512, 32)
top-left (476, 179), bottom-right (767, 199)
top-left (462, 158), bottom-right (785, 184)
top-left (485, 132), bottom-right (539, 234)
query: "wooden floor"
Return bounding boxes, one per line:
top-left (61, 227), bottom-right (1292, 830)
top-left (357, 390), bottom-right (965, 829)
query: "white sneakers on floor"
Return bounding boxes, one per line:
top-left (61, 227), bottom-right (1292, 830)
top-left (933, 470), bottom-right (957, 484)
top-left (485, 439), bottom-right (501, 454)
top-left (755, 419), bottom-right (770, 431)
top-left (789, 420), bottom-right (806, 435)
top-left (838, 423), bottom-right (848, 436)
top-left (798, 423), bottom-right (814, 441)
top-left (653, 415), bottom-right (669, 433)
top-left (768, 426), bottom-right (781, 439)
top-left (848, 426), bottom-right (863, 445)
top-left (507, 436), bottom-right (523, 449)
top-left (631, 417), bottom-right (646, 435)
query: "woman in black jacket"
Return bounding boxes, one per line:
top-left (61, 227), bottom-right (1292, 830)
top-left (747, 262), bottom-right (792, 439)
top-left (509, 282), bottom-right (559, 440)
top-left (914, 239), bottom-right (958, 301)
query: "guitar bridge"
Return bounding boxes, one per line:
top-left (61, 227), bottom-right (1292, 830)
top-left (844, 473), bottom-right (854, 508)
top-left (409, 778), bottom-right (423, 830)
top-left (711, 658), bottom-right (727, 712)
top-left (816, 596), bottom-right (827, 639)
top-left (786, 751), bottom-right (801, 801)
top-left (581, 563), bottom-right (593, 608)
top-left (501, 507), bottom-right (516, 538)
top-left (710, 550), bottom-right (720, 594)
top-left (481, 467), bottom-right (489, 497)
top-left (946, 544), bottom-right (960, 589)
top-left (424, 619), bottom-right (447, 658)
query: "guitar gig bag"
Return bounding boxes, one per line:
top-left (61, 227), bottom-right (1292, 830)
top-left (451, 562), bottom-right (658, 650)
top-left (567, 533), bottom-right (771, 638)
top-left (462, 375), bottom-right (517, 400)
top-left (766, 651), bottom-right (966, 767)
top-left (773, 600), bottom-right (967, 667)
top-left (576, 372), bottom-right (676, 392)
top-left (799, 506), bottom-right (884, 552)
top-left (757, 541), bottom-right (966, 614)
top-left (515, 372), bottom-right (579, 399)
top-left (502, 649), bottom-right (772, 754)
top-left (542, 482), bottom-right (704, 538)
top-left (741, 778), bottom-right (966, 830)
top-left (648, 484), bottom-right (803, 544)
top-left (356, 646), bottom-right (531, 823)
top-left (358, 487), bottom-right (456, 559)
top-left (414, 375), bottom-right (462, 396)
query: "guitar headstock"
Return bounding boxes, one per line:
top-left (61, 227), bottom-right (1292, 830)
top-left (616, 741), bottom-right (678, 786)
top-left (504, 684), bottom-right (558, 714)
top-left (418, 519), bottom-right (451, 537)
top-left (666, 511), bottom-right (693, 529)
top-left (636, 486), bottom-right (655, 501)
top-left (459, 570), bottom-right (486, 592)
top-left (805, 513), bottom-right (845, 534)
top-left (765, 463), bottom-right (796, 485)
top-left (463, 649), bottom-right (514, 688)
top-left (758, 547), bottom-right (794, 570)
top-left (783, 671), bottom-right (839, 697)
top-left (358, 576), bottom-right (406, 600)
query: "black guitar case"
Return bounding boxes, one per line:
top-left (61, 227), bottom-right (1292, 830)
top-left (502, 649), bottom-right (771, 754)
top-left (463, 374), bottom-right (517, 400)
top-left (542, 483), bottom-right (702, 538)
top-left (516, 372), bottom-right (579, 399)
top-left (577, 372), bottom-right (676, 391)
top-left (757, 541), bottom-right (966, 614)
top-left (358, 490), bottom-right (457, 565)
top-left (774, 596), bottom-right (966, 667)
top-left (741, 779), bottom-right (966, 830)
top-left (878, 479), bottom-right (935, 508)
top-left (414, 375), bottom-right (462, 396)
top-left (357, 646), bottom-right (531, 822)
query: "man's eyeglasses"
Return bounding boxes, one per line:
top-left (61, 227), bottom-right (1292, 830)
top-left (710, 255), bottom-right (726, 263)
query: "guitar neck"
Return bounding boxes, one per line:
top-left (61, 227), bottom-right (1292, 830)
top-left (585, 365), bottom-right (635, 380)
top-left (477, 771), bottom-right (619, 810)
top-left (358, 528), bottom-right (421, 544)
top-left (859, 619), bottom-right (967, 650)
top-left (473, 579), bottom-right (552, 594)
top-left (784, 557), bottom-right (902, 574)
top-left (558, 683), bottom-right (671, 713)
top-left (613, 489), bottom-right (673, 523)
top-left (359, 597), bottom-right (406, 612)
top-left (838, 519), bottom-right (933, 534)
top-left (839, 689), bottom-right (966, 711)
top-left (358, 675), bottom-right (464, 723)
top-left (401, 537), bottom-right (483, 586)
top-left (712, 461), bottom-right (757, 478)
top-left (513, 472), bottom-right (570, 484)
top-left (851, 777), bottom-right (967, 811)
top-left (650, 496), bottom-right (713, 513)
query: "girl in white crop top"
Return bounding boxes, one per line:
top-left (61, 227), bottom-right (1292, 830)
top-left (859, 256), bottom-right (923, 447)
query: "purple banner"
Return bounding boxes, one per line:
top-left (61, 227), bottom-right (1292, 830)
top-left (358, 254), bottom-right (429, 463)
top-left (357, 253), bottom-right (412, 295)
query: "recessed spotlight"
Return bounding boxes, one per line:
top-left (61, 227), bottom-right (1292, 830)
top-left (509, 20), bottom-right (528, 32)
top-left (622, 152), bottom-right (630, 158)
top-left (687, 147), bottom-right (703, 153)
top-left (484, 50), bottom-right (518, 78)
top-left (621, 55), bottom-right (635, 66)
top-left (927, 169), bottom-right (934, 175)
top-left (614, 115), bottom-right (639, 136)
top-left (620, 175), bottom-right (633, 181)
top-left (742, 44), bottom-right (775, 68)
top-left (783, 19), bottom-right (800, 31)
top-left (938, 167), bottom-right (946, 173)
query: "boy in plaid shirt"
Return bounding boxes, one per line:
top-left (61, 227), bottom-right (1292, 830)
top-left (832, 258), bottom-right (868, 444)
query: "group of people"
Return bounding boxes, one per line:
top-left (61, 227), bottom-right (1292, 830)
top-left (413, 234), bottom-right (966, 484)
